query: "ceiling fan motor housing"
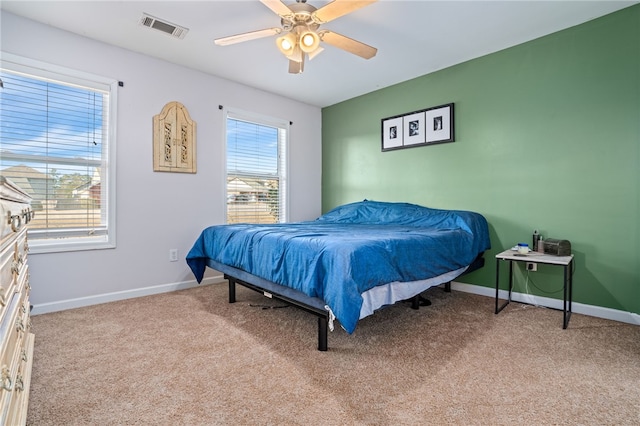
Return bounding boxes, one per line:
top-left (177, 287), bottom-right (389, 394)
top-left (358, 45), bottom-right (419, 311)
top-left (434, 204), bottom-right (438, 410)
top-left (281, 2), bottom-right (320, 31)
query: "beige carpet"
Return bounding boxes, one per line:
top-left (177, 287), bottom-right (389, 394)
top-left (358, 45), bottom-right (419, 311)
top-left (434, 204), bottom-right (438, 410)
top-left (27, 283), bottom-right (640, 425)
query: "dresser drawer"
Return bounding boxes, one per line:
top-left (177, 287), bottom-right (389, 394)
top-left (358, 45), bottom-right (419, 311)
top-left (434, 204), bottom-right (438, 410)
top-left (0, 199), bottom-right (32, 245)
top-left (0, 253), bottom-right (18, 328)
top-left (6, 332), bottom-right (34, 426)
top-left (0, 227), bottom-right (28, 325)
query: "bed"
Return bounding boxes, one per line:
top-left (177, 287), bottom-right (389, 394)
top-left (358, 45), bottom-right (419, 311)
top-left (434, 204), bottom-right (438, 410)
top-left (186, 200), bottom-right (491, 350)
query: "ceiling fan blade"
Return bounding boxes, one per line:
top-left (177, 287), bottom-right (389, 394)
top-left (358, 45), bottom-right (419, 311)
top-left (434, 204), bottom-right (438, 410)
top-left (312, 0), bottom-right (377, 24)
top-left (319, 30), bottom-right (377, 59)
top-left (214, 27), bottom-right (282, 46)
top-left (288, 58), bottom-right (304, 74)
top-left (260, 0), bottom-right (294, 19)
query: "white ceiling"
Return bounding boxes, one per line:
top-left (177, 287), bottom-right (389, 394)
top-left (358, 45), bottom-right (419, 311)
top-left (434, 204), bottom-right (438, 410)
top-left (2, 1), bottom-right (637, 107)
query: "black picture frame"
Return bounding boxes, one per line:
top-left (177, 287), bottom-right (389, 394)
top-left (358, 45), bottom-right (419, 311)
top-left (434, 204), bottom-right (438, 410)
top-left (381, 116), bottom-right (403, 150)
top-left (381, 103), bottom-right (454, 151)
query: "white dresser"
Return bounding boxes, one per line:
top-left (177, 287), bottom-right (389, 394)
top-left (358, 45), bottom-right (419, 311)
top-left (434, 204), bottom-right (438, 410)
top-left (0, 176), bottom-right (35, 425)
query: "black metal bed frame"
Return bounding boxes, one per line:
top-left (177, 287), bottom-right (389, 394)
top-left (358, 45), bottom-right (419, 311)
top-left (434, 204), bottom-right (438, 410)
top-left (209, 254), bottom-right (485, 351)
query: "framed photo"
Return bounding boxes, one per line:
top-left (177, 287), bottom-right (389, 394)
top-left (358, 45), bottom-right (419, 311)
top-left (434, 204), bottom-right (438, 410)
top-left (402, 111), bottom-right (426, 146)
top-left (425, 103), bottom-right (454, 145)
top-left (381, 103), bottom-right (454, 151)
top-left (381, 116), bottom-right (403, 150)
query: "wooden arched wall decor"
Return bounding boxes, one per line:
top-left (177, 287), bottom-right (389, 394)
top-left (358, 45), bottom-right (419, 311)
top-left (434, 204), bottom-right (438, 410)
top-left (153, 101), bottom-right (196, 173)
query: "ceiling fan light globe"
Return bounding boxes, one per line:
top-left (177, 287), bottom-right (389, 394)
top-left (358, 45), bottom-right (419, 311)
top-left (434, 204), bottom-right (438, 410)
top-left (301, 33), bottom-right (314, 47)
top-left (308, 46), bottom-right (324, 60)
top-left (276, 33), bottom-right (297, 56)
top-left (299, 31), bottom-right (320, 53)
top-left (287, 44), bottom-right (304, 63)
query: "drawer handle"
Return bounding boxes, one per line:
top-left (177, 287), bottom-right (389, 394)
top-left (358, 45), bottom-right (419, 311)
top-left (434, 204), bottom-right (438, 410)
top-left (14, 375), bottom-right (24, 392)
top-left (11, 259), bottom-right (20, 276)
top-left (16, 318), bottom-right (25, 333)
top-left (21, 208), bottom-right (34, 224)
top-left (1, 367), bottom-right (12, 391)
top-left (7, 211), bottom-right (22, 233)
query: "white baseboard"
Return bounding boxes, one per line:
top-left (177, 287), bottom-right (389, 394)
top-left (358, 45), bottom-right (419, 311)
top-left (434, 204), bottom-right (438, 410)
top-left (451, 281), bottom-right (640, 326)
top-left (31, 274), bottom-right (226, 316)
top-left (31, 276), bottom-right (640, 327)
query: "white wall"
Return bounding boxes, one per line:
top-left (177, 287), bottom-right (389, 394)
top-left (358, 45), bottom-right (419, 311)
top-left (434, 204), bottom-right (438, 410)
top-left (1, 12), bottom-right (322, 313)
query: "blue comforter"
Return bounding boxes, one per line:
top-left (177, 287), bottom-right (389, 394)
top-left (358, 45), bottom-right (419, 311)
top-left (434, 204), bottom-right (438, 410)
top-left (186, 200), bottom-right (490, 334)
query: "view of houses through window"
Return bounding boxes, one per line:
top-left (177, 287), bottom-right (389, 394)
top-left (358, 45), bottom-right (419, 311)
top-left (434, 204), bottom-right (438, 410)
top-left (0, 57), bottom-right (115, 252)
top-left (226, 113), bottom-right (287, 224)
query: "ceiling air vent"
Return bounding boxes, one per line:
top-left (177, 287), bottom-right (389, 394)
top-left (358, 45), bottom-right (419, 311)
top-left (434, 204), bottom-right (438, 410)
top-left (139, 13), bottom-right (188, 39)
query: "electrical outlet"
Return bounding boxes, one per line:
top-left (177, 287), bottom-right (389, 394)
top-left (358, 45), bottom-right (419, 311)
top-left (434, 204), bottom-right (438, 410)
top-left (526, 262), bottom-right (537, 272)
top-left (169, 249), bottom-right (178, 262)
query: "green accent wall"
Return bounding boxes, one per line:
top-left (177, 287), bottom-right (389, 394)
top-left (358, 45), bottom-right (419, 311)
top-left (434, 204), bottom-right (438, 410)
top-left (321, 5), bottom-right (640, 314)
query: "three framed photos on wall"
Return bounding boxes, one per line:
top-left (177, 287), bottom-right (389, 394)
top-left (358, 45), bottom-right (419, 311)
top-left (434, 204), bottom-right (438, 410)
top-left (381, 103), bottom-right (454, 152)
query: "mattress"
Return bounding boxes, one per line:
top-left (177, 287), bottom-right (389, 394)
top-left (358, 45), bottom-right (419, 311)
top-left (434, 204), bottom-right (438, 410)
top-left (187, 200), bottom-right (490, 333)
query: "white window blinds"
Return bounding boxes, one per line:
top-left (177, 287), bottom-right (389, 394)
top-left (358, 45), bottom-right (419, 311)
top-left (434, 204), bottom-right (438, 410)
top-left (226, 111), bottom-right (288, 224)
top-left (0, 54), bottom-right (117, 252)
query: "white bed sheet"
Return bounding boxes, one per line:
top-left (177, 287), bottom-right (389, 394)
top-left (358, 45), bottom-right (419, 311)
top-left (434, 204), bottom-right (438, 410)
top-left (359, 265), bottom-right (468, 319)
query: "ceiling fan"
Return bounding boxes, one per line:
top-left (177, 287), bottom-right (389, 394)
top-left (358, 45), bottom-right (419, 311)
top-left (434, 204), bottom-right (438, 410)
top-left (214, 0), bottom-right (378, 74)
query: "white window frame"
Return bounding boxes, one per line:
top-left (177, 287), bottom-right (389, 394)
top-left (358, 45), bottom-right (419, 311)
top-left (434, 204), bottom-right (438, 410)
top-left (0, 53), bottom-right (117, 253)
top-left (224, 108), bottom-right (289, 224)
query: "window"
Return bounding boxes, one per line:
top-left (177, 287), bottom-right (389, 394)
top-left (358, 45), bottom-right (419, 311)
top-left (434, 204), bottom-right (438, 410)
top-left (225, 110), bottom-right (288, 224)
top-left (0, 53), bottom-right (117, 253)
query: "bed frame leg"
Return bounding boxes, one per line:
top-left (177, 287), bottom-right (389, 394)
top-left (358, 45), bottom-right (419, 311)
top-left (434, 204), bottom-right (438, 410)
top-left (444, 282), bottom-right (451, 292)
top-left (411, 294), bottom-right (421, 310)
top-left (318, 317), bottom-right (328, 351)
top-left (227, 277), bottom-right (236, 303)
